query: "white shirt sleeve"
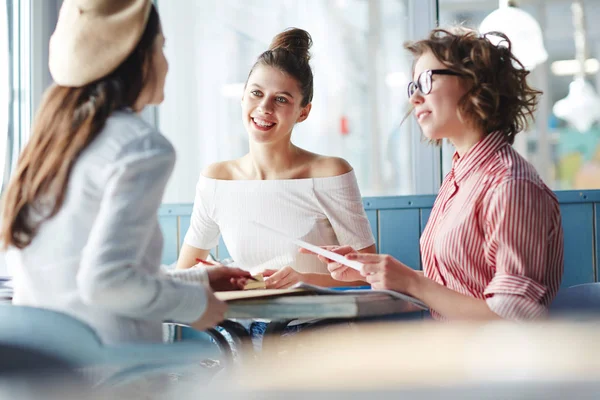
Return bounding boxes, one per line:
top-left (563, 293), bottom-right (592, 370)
top-left (313, 171), bottom-right (376, 251)
top-left (183, 176), bottom-right (221, 250)
top-left (77, 134), bottom-right (209, 324)
top-left (163, 267), bottom-right (209, 286)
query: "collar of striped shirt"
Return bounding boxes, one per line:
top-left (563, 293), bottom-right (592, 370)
top-left (451, 131), bottom-right (508, 183)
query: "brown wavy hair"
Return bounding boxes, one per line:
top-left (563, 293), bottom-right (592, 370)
top-left (246, 27), bottom-right (314, 107)
top-left (0, 5), bottom-right (161, 249)
top-left (404, 27), bottom-right (542, 144)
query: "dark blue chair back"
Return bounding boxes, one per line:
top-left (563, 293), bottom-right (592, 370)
top-left (550, 283), bottom-right (600, 317)
top-left (0, 305), bottom-right (227, 387)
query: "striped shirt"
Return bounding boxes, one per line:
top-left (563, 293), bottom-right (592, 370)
top-left (420, 131), bottom-right (564, 321)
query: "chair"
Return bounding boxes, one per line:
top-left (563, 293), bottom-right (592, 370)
top-left (0, 305), bottom-right (228, 387)
top-left (175, 321), bottom-right (253, 362)
top-left (549, 283), bottom-right (600, 317)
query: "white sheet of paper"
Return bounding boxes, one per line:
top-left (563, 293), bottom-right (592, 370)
top-left (251, 221), bottom-right (364, 272)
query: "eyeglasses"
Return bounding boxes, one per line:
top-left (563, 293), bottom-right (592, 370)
top-left (407, 69), bottom-right (463, 99)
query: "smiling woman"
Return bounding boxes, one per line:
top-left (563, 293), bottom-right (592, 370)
top-left (243, 65), bottom-right (311, 146)
top-left (172, 28), bottom-right (377, 349)
top-left (175, 28), bottom-right (376, 289)
top-left (240, 29), bottom-right (312, 152)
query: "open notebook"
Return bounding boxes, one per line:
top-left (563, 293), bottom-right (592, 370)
top-left (216, 282), bottom-right (426, 308)
top-left (215, 283), bottom-right (427, 320)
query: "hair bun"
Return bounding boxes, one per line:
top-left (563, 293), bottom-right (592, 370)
top-left (268, 27), bottom-right (312, 62)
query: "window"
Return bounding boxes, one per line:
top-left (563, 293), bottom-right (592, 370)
top-left (1, 0), bottom-right (10, 192)
top-left (1, 0), bottom-right (31, 194)
top-left (157, 0), bottom-right (440, 203)
top-left (438, 0), bottom-right (600, 190)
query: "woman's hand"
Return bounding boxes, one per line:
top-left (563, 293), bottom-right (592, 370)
top-left (206, 266), bottom-right (253, 291)
top-left (189, 288), bottom-right (227, 331)
top-left (263, 266), bottom-right (306, 289)
top-left (299, 245), bottom-right (363, 282)
top-left (346, 253), bottom-right (419, 294)
top-left (192, 258), bottom-right (252, 291)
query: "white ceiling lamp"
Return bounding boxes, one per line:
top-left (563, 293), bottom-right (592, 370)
top-left (479, 0), bottom-right (548, 70)
top-left (554, 79), bottom-right (600, 133)
top-left (551, 58), bottom-right (599, 76)
top-left (553, 0), bottom-right (600, 133)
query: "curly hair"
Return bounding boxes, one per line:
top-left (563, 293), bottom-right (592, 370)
top-left (404, 27), bottom-right (542, 145)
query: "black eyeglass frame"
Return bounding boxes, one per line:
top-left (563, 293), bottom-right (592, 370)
top-left (407, 69), bottom-right (463, 99)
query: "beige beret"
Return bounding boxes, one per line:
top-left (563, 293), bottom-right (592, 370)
top-left (49, 0), bottom-right (152, 87)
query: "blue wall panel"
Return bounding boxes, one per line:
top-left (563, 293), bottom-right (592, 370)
top-left (559, 203), bottom-right (595, 287)
top-left (420, 207), bottom-right (432, 235)
top-left (179, 216), bottom-right (191, 250)
top-left (159, 215), bottom-right (178, 266)
top-left (160, 190), bottom-right (600, 286)
top-left (365, 209), bottom-right (378, 251)
top-left (378, 209), bottom-right (421, 270)
top-left (596, 204), bottom-right (600, 282)
top-left (555, 191), bottom-right (600, 203)
top-left (363, 196), bottom-right (435, 210)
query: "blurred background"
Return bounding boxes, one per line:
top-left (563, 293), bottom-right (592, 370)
top-left (2, 0), bottom-right (600, 202)
top-left (1, 2), bottom-right (600, 396)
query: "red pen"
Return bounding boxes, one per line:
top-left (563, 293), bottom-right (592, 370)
top-left (195, 258), bottom-right (257, 280)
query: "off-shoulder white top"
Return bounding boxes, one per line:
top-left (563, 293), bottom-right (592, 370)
top-left (184, 170), bottom-right (375, 275)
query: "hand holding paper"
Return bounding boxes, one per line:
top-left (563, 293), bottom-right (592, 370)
top-left (299, 245), bottom-right (364, 282)
top-left (345, 253), bottom-right (421, 296)
top-left (251, 221), bottom-right (365, 273)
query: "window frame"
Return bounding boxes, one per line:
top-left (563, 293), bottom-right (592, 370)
top-left (2, 0), bottom-right (32, 193)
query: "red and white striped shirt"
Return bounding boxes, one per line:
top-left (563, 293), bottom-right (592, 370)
top-left (421, 131), bottom-right (564, 321)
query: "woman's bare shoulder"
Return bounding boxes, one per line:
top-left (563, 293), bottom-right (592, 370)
top-left (201, 160), bottom-right (240, 180)
top-left (308, 155), bottom-right (353, 178)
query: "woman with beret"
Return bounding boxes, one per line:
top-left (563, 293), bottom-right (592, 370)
top-left (1, 0), bottom-right (250, 345)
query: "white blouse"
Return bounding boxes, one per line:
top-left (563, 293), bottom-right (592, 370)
top-left (7, 110), bottom-right (209, 345)
top-left (184, 171), bottom-right (375, 275)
